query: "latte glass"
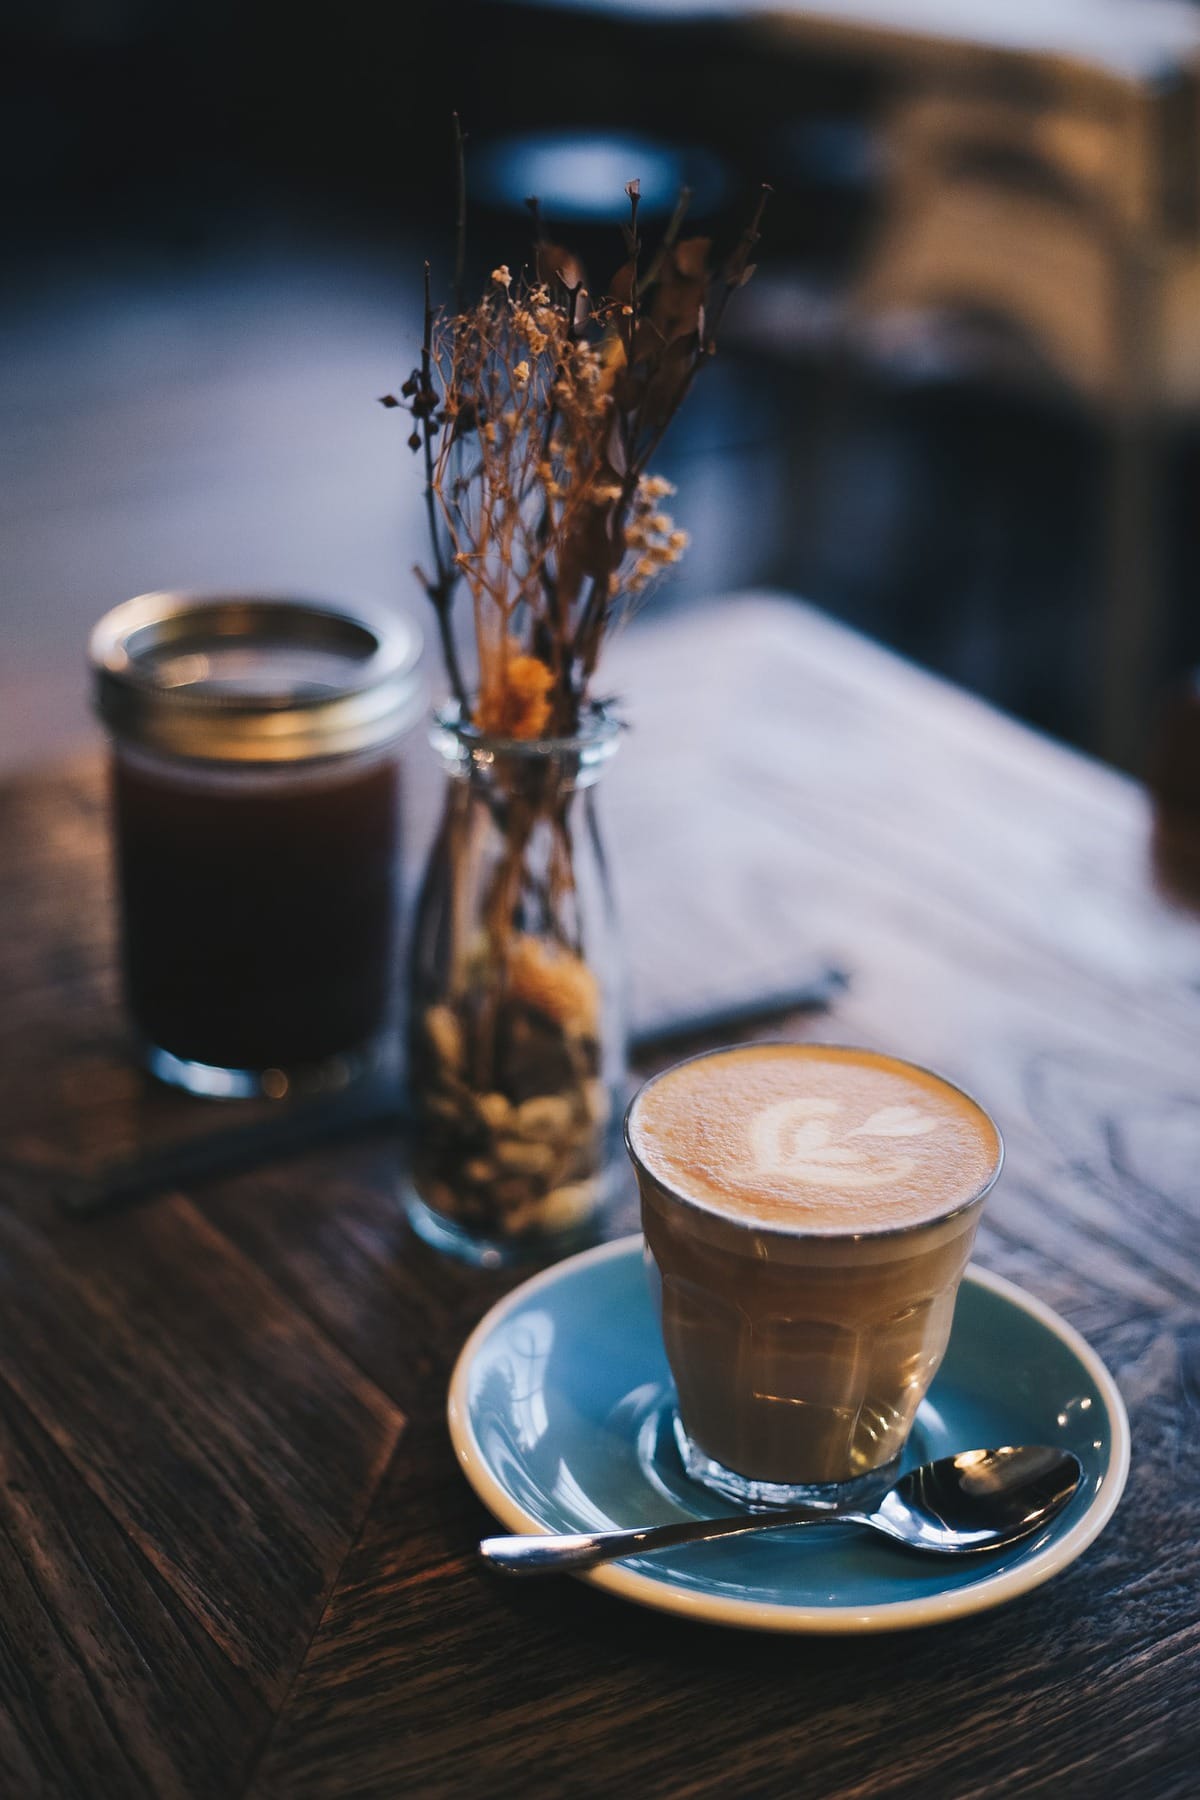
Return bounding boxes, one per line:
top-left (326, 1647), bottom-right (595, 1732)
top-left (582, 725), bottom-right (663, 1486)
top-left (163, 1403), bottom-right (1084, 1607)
top-left (626, 1045), bottom-right (1003, 1509)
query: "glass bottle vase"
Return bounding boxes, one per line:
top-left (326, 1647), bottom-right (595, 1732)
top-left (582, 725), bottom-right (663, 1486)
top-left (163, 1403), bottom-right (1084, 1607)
top-left (403, 704), bottom-right (626, 1265)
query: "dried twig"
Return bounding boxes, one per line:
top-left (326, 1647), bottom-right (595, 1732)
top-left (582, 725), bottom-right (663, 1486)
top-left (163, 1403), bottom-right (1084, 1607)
top-left (418, 260), bottom-right (468, 710)
top-left (452, 113), bottom-right (468, 317)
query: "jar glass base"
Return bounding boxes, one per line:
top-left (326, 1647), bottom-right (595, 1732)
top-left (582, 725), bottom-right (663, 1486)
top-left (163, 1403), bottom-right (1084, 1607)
top-left (402, 1184), bottom-right (602, 1271)
top-left (673, 1415), bottom-right (903, 1512)
top-left (141, 1038), bottom-right (376, 1102)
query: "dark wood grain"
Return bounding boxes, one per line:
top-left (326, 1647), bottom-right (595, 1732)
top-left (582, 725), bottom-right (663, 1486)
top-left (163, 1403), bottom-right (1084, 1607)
top-left (1, 596), bottom-right (1198, 1799)
top-left (0, 1183), bottom-right (403, 1698)
top-left (0, 1383), bottom-right (268, 1800)
top-left (247, 1380), bottom-right (1199, 1800)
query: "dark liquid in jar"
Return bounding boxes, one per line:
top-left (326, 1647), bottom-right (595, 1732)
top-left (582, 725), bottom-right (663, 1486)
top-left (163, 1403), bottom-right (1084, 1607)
top-left (113, 749), bottom-right (400, 1072)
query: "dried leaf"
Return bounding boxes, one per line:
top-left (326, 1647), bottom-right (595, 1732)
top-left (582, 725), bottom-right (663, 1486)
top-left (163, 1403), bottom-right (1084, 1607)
top-left (639, 332), bottom-right (701, 428)
top-left (536, 241), bottom-right (585, 292)
top-left (643, 237), bottom-right (711, 350)
top-left (555, 494), bottom-right (623, 611)
top-left (673, 237), bottom-right (710, 280)
top-left (605, 410), bottom-right (629, 477)
top-left (608, 260), bottom-right (635, 305)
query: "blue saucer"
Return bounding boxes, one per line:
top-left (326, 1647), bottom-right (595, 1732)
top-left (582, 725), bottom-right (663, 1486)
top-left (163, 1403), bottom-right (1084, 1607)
top-left (448, 1236), bottom-right (1129, 1633)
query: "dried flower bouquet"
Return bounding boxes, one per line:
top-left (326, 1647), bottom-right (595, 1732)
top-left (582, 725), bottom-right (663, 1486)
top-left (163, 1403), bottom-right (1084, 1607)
top-left (387, 160), bottom-right (767, 1257)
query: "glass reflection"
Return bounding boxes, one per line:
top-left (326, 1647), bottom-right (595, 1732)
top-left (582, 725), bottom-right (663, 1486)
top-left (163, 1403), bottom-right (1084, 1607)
top-left (501, 1308), bottom-right (556, 1453)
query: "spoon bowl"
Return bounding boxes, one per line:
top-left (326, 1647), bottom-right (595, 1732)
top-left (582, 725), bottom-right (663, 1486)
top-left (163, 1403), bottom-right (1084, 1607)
top-left (478, 1446), bottom-right (1083, 1576)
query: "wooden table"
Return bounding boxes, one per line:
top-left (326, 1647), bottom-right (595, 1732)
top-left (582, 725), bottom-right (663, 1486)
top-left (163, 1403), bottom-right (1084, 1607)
top-left (1, 596), bottom-right (1197, 1799)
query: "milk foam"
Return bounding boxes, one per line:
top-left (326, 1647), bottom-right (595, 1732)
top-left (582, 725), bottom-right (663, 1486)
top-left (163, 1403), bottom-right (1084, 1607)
top-left (748, 1095), bottom-right (939, 1189)
top-left (628, 1045), bottom-right (1000, 1231)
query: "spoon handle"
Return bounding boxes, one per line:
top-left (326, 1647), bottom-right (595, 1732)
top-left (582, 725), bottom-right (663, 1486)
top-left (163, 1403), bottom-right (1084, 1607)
top-left (479, 1504), bottom-right (838, 1576)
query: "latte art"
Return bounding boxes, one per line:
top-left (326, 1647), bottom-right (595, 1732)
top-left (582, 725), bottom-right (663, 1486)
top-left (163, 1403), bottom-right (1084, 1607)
top-left (748, 1096), bottom-right (939, 1189)
top-left (628, 1044), bottom-right (1001, 1231)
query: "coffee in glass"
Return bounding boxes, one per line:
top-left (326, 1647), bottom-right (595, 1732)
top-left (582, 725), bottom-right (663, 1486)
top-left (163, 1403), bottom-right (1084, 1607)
top-left (626, 1043), bottom-right (1003, 1507)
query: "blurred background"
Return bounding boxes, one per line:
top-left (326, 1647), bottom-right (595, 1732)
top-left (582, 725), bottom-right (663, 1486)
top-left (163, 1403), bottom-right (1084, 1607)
top-left (5, 0), bottom-right (1200, 774)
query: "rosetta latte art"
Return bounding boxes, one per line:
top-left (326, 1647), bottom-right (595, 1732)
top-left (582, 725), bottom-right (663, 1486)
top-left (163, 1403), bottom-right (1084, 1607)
top-left (748, 1097), bottom-right (939, 1189)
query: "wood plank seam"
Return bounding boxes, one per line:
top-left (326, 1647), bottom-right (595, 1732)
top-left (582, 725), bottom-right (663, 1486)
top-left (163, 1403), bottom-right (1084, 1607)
top-left (167, 1194), bottom-right (408, 1440)
top-left (0, 1376), bottom-right (192, 1799)
top-left (0, 1180), bottom-right (408, 1704)
top-left (234, 1430), bottom-right (409, 1800)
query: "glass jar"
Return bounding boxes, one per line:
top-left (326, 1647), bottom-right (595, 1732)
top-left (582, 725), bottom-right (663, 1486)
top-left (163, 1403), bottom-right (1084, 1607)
top-left (403, 704), bottom-right (626, 1266)
top-left (90, 592), bottom-right (423, 1098)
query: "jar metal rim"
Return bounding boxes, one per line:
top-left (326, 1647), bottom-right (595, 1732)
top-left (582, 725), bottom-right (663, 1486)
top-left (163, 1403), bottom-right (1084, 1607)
top-left (90, 591), bottom-right (425, 764)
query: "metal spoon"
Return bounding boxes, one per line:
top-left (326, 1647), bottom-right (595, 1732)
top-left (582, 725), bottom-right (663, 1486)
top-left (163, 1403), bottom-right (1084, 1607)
top-left (478, 1445), bottom-right (1082, 1576)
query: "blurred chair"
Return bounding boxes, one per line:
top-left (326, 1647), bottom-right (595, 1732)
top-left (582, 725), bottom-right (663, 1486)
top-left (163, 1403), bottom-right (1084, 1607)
top-left (753, 0), bottom-right (1200, 767)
